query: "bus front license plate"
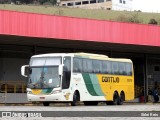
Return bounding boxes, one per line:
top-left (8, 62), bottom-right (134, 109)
top-left (40, 97), bottom-right (45, 99)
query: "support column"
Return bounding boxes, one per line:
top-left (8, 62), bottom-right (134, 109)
top-left (144, 54), bottom-right (148, 103)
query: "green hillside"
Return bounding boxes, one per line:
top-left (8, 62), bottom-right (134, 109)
top-left (0, 4), bottom-right (160, 25)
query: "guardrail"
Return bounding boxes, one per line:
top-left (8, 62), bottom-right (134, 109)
top-left (0, 90), bottom-right (7, 103)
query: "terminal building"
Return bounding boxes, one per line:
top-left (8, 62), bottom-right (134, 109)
top-left (0, 10), bottom-right (160, 103)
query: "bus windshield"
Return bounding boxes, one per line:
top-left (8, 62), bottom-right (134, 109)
top-left (28, 66), bottom-right (60, 89)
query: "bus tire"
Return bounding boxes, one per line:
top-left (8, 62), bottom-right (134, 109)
top-left (71, 91), bottom-right (79, 106)
top-left (83, 101), bottom-right (98, 106)
top-left (43, 102), bottom-right (50, 106)
top-left (118, 92), bottom-right (125, 105)
top-left (113, 92), bottom-right (119, 105)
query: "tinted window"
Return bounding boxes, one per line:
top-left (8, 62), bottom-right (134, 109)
top-left (106, 61), bottom-right (112, 74)
top-left (62, 57), bottom-right (71, 89)
top-left (112, 62), bottom-right (119, 74)
top-left (102, 61), bottom-right (111, 74)
top-left (73, 58), bottom-right (82, 72)
top-left (102, 61), bottom-right (107, 73)
top-left (119, 62), bottom-right (126, 75)
top-left (93, 60), bottom-right (102, 73)
top-left (82, 59), bottom-right (92, 73)
top-left (126, 63), bottom-right (132, 76)
top-left (63, 57), bottom-right (71, 71)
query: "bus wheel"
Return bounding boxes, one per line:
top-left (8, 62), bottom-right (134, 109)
top-left (113, 92), bottom-right (119, 105)
top-left (118, 92), bottom-right (125, 105)
top-left (83, 101), bottom-right (98, 106)
top-left (43, 102), bottom-right (50, 106)
top-left (71, 91), bottom-right (79, 106)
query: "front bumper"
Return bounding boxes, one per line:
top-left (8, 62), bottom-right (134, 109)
top-left (27, 93), bottom-right (65, 102)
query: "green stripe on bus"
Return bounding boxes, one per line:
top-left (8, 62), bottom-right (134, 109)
top-left (42, 89), bottom-right (53, 94)
top-left (89, 74), bottom-right (105, 96)
top-left (82, 73), bottom-right (98, 96)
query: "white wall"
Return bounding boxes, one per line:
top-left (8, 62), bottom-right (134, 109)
top-left (132, 0), bottom-right (160, 13)
top-left (112, 0), bottom-right (133, 11)
top-left (112, 0), bottom-right (160, 13)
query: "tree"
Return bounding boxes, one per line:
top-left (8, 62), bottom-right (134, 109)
top-left (128, 12), bottom-right (142, 23)
top-left (148, 18), bottom-right (158, 25)
top-left (39, 0), bottom-right (47, 4)
top-left (50, 0), bottom-right (56, 5)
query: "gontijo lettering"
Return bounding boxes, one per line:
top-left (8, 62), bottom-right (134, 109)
top-left (102, 76), bottom-right (120, 83)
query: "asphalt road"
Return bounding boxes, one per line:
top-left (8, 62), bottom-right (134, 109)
top-left (0, 103), bottom-right (160, 120)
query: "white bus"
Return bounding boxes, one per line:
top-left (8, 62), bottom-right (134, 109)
top-left (21, 53), bottom-right (134, 106)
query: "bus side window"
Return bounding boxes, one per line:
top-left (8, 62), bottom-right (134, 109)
top-left (83, 59), bottom-right (87, 73)
top-left (87, 59), bottom-right (92, 73)
top-left (62, 57), bottom-right (71, 89)
top-left (93, 60), bottom-right (97, 73)
top-left (102, 61), bottom-right (107, 73)
top-left (119, 62), bottom-right (126, 75)
top-left (73, 58), bottom-right (82, 73)
top-left (106, 61), bottom-right (112, 74)
top-left (73, 58), bottom-right (78, 72)
top-left (93, 60), bottom-right (101, 73)
top-left (112, 62), bottom-right (119, 75)
top-left (82, 59), bottom-right (92, 73)
top-left (126, 63), bottom-right (132, 76)
top-left (99, 61), bottom-right (103, 73)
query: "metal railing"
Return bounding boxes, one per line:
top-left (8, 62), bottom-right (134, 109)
top-left (0, 81), bottom-right (27, 93)
top-left (0, 90), bottom-right (7, 103)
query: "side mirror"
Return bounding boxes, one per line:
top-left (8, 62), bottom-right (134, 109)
top-left (21, 65), bottom-right (29, 77)
top-left (58, 65), bottom-right (63, 75)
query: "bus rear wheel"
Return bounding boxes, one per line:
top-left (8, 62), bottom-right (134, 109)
top-left (106, 92), bottom-right (119, 105)
top-left (43, 102), bottom-right (50, 106)
top-left (113, 92), bottom-right (119, 105)
top-left (118, 92), bottom-right (125, 105)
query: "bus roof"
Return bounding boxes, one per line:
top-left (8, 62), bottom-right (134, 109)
top-left (74, 53), bottom-right (132, 63)
top-left (31, 53), bottom-right (74, 58)
top-left (31, 53), bottom-right (132, 63)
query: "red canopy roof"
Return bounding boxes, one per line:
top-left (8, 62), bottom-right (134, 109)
top-left (0, 10), bottom-right (160, 47)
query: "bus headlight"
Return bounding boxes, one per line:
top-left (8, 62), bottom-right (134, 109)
top-left (51, 90), bottom-right (62, 94)
top-left (27, 91), bottom-right (32, 94)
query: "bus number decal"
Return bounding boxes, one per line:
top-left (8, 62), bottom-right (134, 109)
top-left (102, 76), bottom-right (119, 83)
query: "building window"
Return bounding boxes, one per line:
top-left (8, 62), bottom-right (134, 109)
top-left (119, 0), bottom-right (122, 3)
